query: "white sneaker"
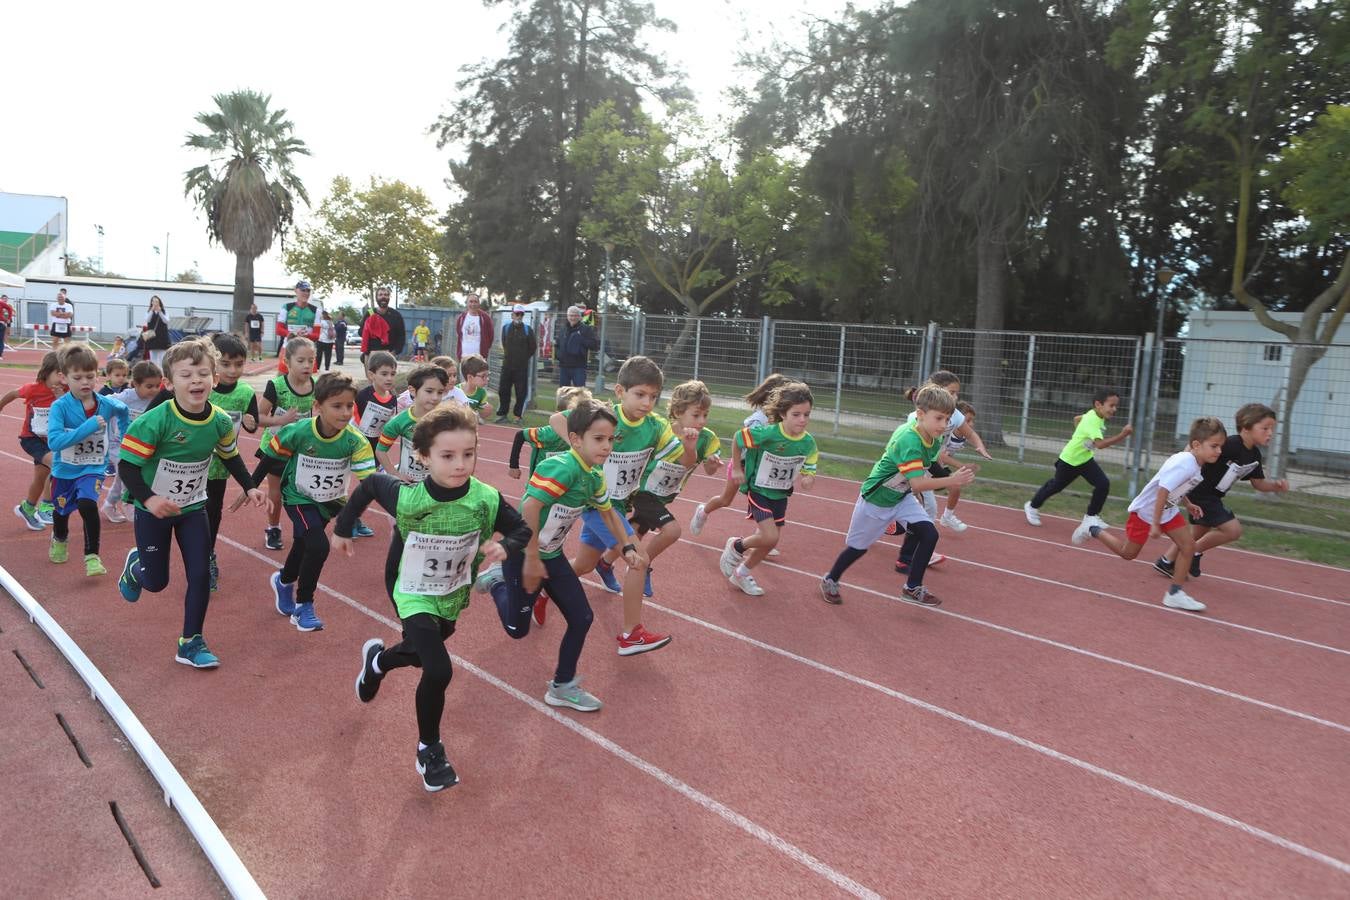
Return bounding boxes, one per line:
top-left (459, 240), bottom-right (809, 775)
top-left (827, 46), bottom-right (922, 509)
top-left (719, 537), bottom-right (743, 577)
top-left (1162, 588), bottom-right (1206, 612)
top-left (940, 510), bottom-right (967, 532)
top-left (1088, 515), bottom-right (1109, 530)
top-left (1023, 502), bottom-right (1042, 526)
top-left (102, 503), bottom-right (127, 524)
top-left (730, 570), bottom-right (764, 596)
top-left (1070, 520), bottom-right (1094, 545)
top-left (690, 504), bottom-right (709, 536)
top-left (768, 547), bottom-right (780, 557)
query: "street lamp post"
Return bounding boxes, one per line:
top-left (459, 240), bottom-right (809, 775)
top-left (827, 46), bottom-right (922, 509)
top-left (594, 241), bottom-right (615, 394)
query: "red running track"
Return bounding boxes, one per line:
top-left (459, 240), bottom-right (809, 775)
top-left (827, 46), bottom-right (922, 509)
top-left (0, 374), bottom-right (1346, 896)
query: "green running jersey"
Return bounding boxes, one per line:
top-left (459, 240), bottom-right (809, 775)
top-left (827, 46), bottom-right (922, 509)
top-left (119, 401), bottom-right (240, 512)
top-left (392, 476), bottom-right (501, 620)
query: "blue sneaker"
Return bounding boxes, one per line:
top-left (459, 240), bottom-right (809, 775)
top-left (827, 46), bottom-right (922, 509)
top-left (36, 502), bottom-right (54, 526)
top-left (175, 635), bottom-right (220, 669)
top-left (118, 548), bottom-right (142, 603)
top-left (595, 559), bottom-right (622, 594)
top-left (290, 602), bottom-right (324, 632)
top-left (353, 519), bottom-right (376, 538)
top-left (13, 502), bottom-right (44, 531)
top-left (271, 571), bottom-right (296, 617)
top-left (643, 567), bottom-right (654, 598)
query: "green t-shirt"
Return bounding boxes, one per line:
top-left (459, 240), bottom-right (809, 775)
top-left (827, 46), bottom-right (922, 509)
top-left (264, 418), bottom-right (376, 515)
top-left (207, 380), bottom-right (256, 480)
top-left (563, 401), bottom-right (679, 511)
top-left (522, 425), bottom-right (569, 478)
top-left (392, 476), bottom-right (500, 621)
top-left (1060, 409), bottom-right (1106, 466)
top-left (259, 374), bottom-right (315, 451)
top-left (639, 427), bottom-right (722, 503)
top-left (285, 303), bottom-right (317, 334)
top-left (524, 450), bottom-right (611, 560)
top-left (378, 407), bottom-right (430, 481)
top-left (457, 384), bottom-right (489, 411)
top-left (734, 423), bottom-right (819, 500)
top-left (119, 401), bottom-right (240, 513)
top-left (861, 421), bottom-right (941, 507)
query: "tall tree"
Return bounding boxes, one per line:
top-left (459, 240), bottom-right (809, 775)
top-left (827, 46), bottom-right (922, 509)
top-left (433, 0), bottom-right (685, 310)
top-left (184, 90), bottom-right (310, 317)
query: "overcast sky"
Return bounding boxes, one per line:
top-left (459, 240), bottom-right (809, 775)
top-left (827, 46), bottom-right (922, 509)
top-left (3, 0), bottom-right (825, 300)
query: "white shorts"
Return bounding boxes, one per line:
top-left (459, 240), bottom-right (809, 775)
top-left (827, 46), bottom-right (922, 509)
top-left (844, 493), bottom-right (930, 549)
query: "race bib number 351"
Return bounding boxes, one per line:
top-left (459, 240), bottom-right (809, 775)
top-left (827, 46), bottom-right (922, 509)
top-left (754, 452), bottom-right (805, 491)
top-left (399, 531), bottom-right (479, 596)
top-left (150, 458), bottom-right (210, 507)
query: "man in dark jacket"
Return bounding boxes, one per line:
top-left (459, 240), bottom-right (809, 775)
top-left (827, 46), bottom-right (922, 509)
top-left (556, 304), bottom-right (598, 387)
top-left (360, 286), bottom-right (406, 360)
top-left (496, 303), bottom-right (538, 423)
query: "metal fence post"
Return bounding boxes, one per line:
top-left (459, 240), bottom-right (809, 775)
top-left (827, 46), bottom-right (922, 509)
top-left (930, 323), bottom-right (943, 374)
top-left (833, 324), bottom-right (847, 435)
top-left (1018, 334), bottom-right (1035, 462)
top-left (1123, 337), bottom-right (1143, 494)
top-left (757, 316), bottom-right (773, 383)
top-left (920, 321), bottom-right (938, 380)
top-left (693, 317), bottom-right (702, 381)
top-left (631, 309), bottom-right (644, 358)
top-left (527, 311), bottom-right (539, 410)
top-left (1146, 333), bottom-right (1166, 472)
top-left (1129, 332), bottom-right (1155, 497)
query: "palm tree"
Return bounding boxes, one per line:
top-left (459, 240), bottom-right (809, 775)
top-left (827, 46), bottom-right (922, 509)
top-left (184, 90), bottom-right (310, 318)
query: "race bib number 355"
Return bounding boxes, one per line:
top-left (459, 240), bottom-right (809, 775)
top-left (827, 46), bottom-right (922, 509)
top-left (150, 458), bottom-right (210, 507)
top-left (603, 450), bottom-right (651, 501)
top-left (754, 452), bottom-right (805, 491)
top-left (399, 531), bottom-right (479, 596)
top-left (295, 454), bottom-right (350, 502)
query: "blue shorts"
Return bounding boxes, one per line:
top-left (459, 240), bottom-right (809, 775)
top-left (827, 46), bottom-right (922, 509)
top-left (52, 474), bottom-right (102, 511)
top-left (579, 506), bottom-right (635, 551)
top-left (19, 435), bottom-right (49, 465)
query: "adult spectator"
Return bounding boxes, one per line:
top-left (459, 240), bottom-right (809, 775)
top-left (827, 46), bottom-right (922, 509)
top-left (454, 292), bottom-right (494, 360)
top-left (413, 319), bottom-right (431, 360)
top-left (316, 309), bottom-right (336, 371)
top-left (245, 303), bottom-right (265, 360)
top-left (50, 288), bottom-right (74, 347)
top-left (333, 314), bottom-right (348, 366)
top-left (142, 295), bottom-right (172, 365)
top-left (360, 285), bottom-right (406, 360)
top-left (0, 293), bottom-right (13, 359)
top-left (556, 304), bottom-right (598, 387)
top-left (496, 303), bottom-right (537, 423)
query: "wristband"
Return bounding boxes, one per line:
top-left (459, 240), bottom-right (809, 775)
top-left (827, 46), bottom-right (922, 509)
top-left (622, 543), bottom-right (637, 554)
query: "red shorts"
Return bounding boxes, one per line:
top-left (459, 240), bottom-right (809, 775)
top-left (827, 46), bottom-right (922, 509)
top-left (1124, 511), bottom-right (1186, 545)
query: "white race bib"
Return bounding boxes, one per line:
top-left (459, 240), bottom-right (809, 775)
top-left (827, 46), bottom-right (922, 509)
top-left (227, 410), bottom-right (244, 439)
top-left (1215, 460), bottom-right (1260, 494)
top-left (295, 454), bottom-right (350, 502)
top-left (603, 449), bottom-right (651, 501)
top-left (398, 441), bottom-right (429, 482)
top-left (399, 531), bottom-right (479, 596)
top-left (150, 458), bottom-right (209, 507)
top-left (30, 406), bottom-right (50, 437)
top-left (538, 503), bottom-right (583, 554)
top-left (754, 452), bottom-right (805, 492)
top-left (644, 459), bottom-right (690, 498)
top-left (61, 433), bottom-right (107, 467)
top-left (358, 403), bottom-right (394, 437)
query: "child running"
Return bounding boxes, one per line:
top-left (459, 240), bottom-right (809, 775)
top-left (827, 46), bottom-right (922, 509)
top-left (202, 333), bottom-right (258, 591)
top-left (117, 339), bottom-right (268, 668)
top-left (907, 371), bottom-right (991, 532)
top-left (508, 386), bottom-right (590, 481)
top-left (720, 381), bottom-right (818, 596)
top-left (398, 356), bottom-right (458, 412)
top-left (547, 355), bottom-right (688, 655)
top-left (101, 361), bottom-right (165, 522)
top-left (337, 405), bottom-right (531, 791)
top-left (379, 365), bottom-right (449, 483)
top-left (1153, 403), bottom-right (1288, 579)
top-left (45, 344), bottom-right (129, 575)
top-left (476, 399), bottom-right (633, 711)
top-left (689, 373), bottom-right (789, 536)
top-left (1025, 387), bottom-right (1132, 532)
top-left (1079, 416), bottom-right (1226, 612)
top-left (256, 336), bottom-right (317, 551)
top-left (260, 372), bottom-right (377, 632)
top-left (3, 351), bottom-right (63, 530)
top-left (454, 354), bottom-right (495, 421)
top-left (821, 383), bottom-right (975, 607)
top-left (350, 350), bottom-right (401, 539)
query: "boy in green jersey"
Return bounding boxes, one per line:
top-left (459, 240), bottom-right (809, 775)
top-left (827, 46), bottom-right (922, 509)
top-left (1024, 387), bottom-right (1133, 532)
top-left (507, 385), bottom-right (592, 480)
top-left (453, 353), bottom-right (495, 420)
top-left (820, 384), bottom-right (975, 608)
top-left (117, 339), bottom-right (269, 669)
top-left (259, 372), bottom-right (376, 632)
top-left (548, 356), bottom-right (694, 656)
top-left (204, 333), bottom-right (258, 591)
top-left (256, 336), bottom-right (317, 551)
top-left (378, 365), bottom-right (449, 483)
top-left (336, 405), bottom-right (531, 792)
top-left (721, 382), bottom-right (819, 597)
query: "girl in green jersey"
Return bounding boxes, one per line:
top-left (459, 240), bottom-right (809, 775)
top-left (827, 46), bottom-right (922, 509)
top-left (256, 336), bottom-right (316, 551)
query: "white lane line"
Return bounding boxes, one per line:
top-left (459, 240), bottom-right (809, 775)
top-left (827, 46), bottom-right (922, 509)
top-left (213, 536), bottom-right (881, 900)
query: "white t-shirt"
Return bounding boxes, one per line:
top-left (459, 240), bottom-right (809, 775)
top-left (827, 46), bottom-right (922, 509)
top-left (444, 386), bottom-right (471, 407)
top-left (743, 408), bottom-right (769, 428)
top-left (906, 407), bottom-right (965, 450)
top-left (50, 300), bottom-right (72, 333)
top-left (460, 314), bottom-right (482, 357)
top-left (396, 388), bottom-right (414, 412)
top-left (1128, 450), bottom-right (1203, 524)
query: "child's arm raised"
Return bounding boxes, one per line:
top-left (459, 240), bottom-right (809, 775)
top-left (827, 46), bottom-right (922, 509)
top-left (0, 388), bottom-right (20, 412)
top-left (1251, 476), bottom-right (1290, 493)
top-left (547, 410), bottom-right (568, 436)
top-left (1095, 423), bottom-right (1134, 450)
top-left (508, 429), bottom-right (528, 479)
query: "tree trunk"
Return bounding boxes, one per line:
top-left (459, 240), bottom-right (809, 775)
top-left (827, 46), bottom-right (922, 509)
top-left (970, 227), bottom-right (1006, 445)
top-left (233, 253), bottom-right (254, 329)
top-left (1272, 342), bottom-right (1327, 476)
top-left (656, 300), bottom-right (700, 372)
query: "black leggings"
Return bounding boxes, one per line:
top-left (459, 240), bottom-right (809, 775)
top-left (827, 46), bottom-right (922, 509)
top-left (376, 613), bottom-right (456, 746)
top-left (205, 478), bottom-right (227, 548)
top-left (493, 552), bottom-right (593, 684)
top-left (133, 507), bottom-right (211, 638)
top-left (1031, 458), bottom-right (1110, 516)
top-left (498, 365), bottom-right (529, 418)
top-left (896, 520), bottom-right (940, 588)
top-left (53, 498), bottom-right (100, 555)
top-left (316, 341), bottom-right (334, 371)
top-left (280, 504), bottom-right (331, 605)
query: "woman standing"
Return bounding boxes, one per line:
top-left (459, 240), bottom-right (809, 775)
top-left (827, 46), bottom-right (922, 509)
top-left (316, 309), bottom-right (336, 371)
top-left (142, 295), bottom-right (171, 365)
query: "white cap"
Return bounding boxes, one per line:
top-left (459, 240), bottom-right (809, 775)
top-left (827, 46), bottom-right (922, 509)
top-left (512, 303), bottom-right (527, 313)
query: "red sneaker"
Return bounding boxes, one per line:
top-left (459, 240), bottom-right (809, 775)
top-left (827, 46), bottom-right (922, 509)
top-left (884, 521), bottom-right (899, 536)
top-left (617, 624), bottom-right (672, 657)
top-left (533, 591), bottom-right (548, 627)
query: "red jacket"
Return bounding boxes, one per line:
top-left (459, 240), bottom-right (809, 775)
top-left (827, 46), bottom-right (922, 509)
top-left (454, 310), bottom-right (494, 359)
top-left (0, 300), bottom-right (13, 325)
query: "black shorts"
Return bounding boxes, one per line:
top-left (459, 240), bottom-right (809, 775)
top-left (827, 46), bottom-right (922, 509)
top-left (928, 461), bottom-right (951, 479)
top-left (19, 435), bottom-right (49, 465)
top-left (746, 490), bottom-right (788, 526)
top-left (627, 491), bottom-right (676, 533)
top-left (247, 329), bottom-right (262, 342)
top-left (1188, 495), bottom-right (1236, 528)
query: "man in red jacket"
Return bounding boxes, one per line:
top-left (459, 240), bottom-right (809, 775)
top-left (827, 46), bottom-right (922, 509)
top-left (454, 292), bottom-right (494, 360)
top-left (0, 293), bottom-right (13, 359)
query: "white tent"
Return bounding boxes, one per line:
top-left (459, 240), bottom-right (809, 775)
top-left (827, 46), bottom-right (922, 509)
top-left (0, 267), bottom-right (24, 290)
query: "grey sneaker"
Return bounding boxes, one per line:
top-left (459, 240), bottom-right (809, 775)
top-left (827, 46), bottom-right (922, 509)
top-left (730, 569), bottom-right (764, 596)
top-left (1023, 502), bottom-right (1042, 527)
top-left (545, 676), bottom-right (602, 712)
top-left (901, 584), bottom-right (941, 606)
top-left (820, 577), bottom-right (843, 605)
top-left (473, 563), bottom-right (504, 593)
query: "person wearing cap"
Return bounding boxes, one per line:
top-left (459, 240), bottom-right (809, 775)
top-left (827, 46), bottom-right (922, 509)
top-left (556, 304), bottom-right (598, 387)
top-left (360, 286), bottom-right (406, 361)
top-left (275, 281), bottom-right (321, 373)
top-left (496, 303), bottom-right (538, 423)
top-left (454, 292), bottom-right (494, 360)
top-left (0, 293), bottom-right (13, 358)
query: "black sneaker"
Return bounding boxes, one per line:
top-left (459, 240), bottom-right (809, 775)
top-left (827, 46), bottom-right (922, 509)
top-left (355, 638), bottom-right (385, 703)
top-left (264, 526), bottom-right (283, 551)
top-left (1152, 556), bottom-right (1175, 578)
top-left (1189, 553), bottom-right (1203, 579)
top-left (416, 742), bottom-right (460, 792)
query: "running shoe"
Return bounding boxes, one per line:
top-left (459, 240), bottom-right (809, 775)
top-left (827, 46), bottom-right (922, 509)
top-left (102, 501), bottom-right (128, 524)
top-left (264, 526), bottom-right (283, 551)
top-left (939, 510), bottom-right (968, 532)
top-left (1152, 556), bottom-right (1175, 578)
top-left (595, 559), bottom-right (622, 594)
top-left (353, 519), bottom-right (376, 538)
top-left (270, 571), bottom-right (297, 617)
top-left (118, 548), bottom-right (142, 602)
top-left (494, 415), bottom-right (510, 424)
top-left (545, 676), bottom-right (603, 712)
top-left (1087, 515), bottom-right (1110, 531)
top-left (1070, 517), bottom-right (1095, 545)
top-left (355, 638), bottom-right (385, 703)
top-left (14, 502), bottom-right (44, 531)
top-left (616, 624), bottom-right (672, 656)
top-left (36, 502), bottom-right (54, 526)
top-left (1162, 587), bottom-right (1206, 612)
top-left (730, 569), bottom-right (765, 596)
top-left (719, 537), bottom-right (743, 578)
top-left (175, 635), bottom-right (220, 669)
top-left (533, 593), bottom-right (548, 627)
top-left (291, 602), bottom-right (324, 632)
top-left (767, 547), bottom-right (780, 557)
top-left (84, 554), bottom-right (106, 577)
top-left (208, 552), bottom-right (219, 592)
top-left (689, 503), bottom-right (709, 536)
top-left (48, 539), bottom-right (68, 564)
top-left (901, 584), bottom-right (941, 606)
top-left (473, 564), bottom-right (504, 593)
top-left (820, 577), bottom-right (843, 605)
top-left (1023, 502), bottom-right (1042, 527)
top-left (416, 742), bottom-right (460, 792)
top-left (1189, 552), bottom-right (1203, 579)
